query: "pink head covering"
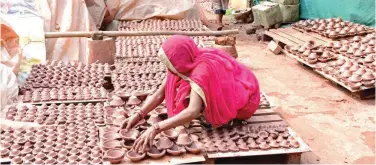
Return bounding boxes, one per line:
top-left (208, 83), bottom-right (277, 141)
top-left (160, 35), bottom-right (259, 127)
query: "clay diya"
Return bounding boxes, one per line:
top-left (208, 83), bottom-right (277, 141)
top-left (110, 96), bottom-right (125, 107)
top-left (176, 133), bottom-right (193, 146)
top-left (104, 149), bottom-right (125, 164)
top-left (248, 141), bottom-right (259, 149)
top-left (119, 129), bottom-right (139, 140)
top-left (147, 114), bottom-right (163, 125)
top-left (127, 96), bottom-right (142, 105)
top-left (122, 139), bottom-right (135, 149)
top-left (155, 137), bottom-right (173, 149)
top-left (132, 91), bottom-right (150, 101)
top-left (229, 144), bottom-right (240, 152)
top-left (126, 150), bottom-right (145, 162)
top-left (238, 143), bottom-right (250, 151)
top-left (167, 144), bottom-right (186, 156)
top-left (258, 142), bottom-right (271, 150)
top-left (289, 140), bottom-right (300, 148)
top-left (147, 146), bottom-right (166, 159)
top-left (12, 156), bottom-right (23, 164)
top-left (185, 141), bottom-right (201, 154)
top-left (217, 144), bottom-right (229, 152)
top-left (102, 140), bottom-right (122, 151)
top-left (362, 72), bottom-right (375, 81)
top-left (161, 129), bottom-right (179, 139)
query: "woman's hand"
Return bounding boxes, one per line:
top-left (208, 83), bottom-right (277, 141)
top-left (132, 126), bottom-right (158, 153)
top-left (121, 114), bottom-right (140, 132)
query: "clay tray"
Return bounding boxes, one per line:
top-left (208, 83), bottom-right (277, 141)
top-left (98, 127), bottom-right (205, 164)
top-left (1, 103), bottom-right (105, 126)
top-left (284, 48), bottom-right (375, 93)
top-left (206, 126), bottom-right (311, 159)
top-left (21, 61), bottom-right (111, 91)
top-left (0, 120), bottom-right (102, 164)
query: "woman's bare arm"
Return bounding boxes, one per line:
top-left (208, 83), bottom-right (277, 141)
top-left (158, 90), bottom-right (202, 131)
top-left (133, 89), bottom-right (203, 152)
top-left (139, 78), bottom-right (167, 114)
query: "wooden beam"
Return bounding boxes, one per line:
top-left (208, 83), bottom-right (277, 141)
top-left (45, 30), bottom-right (239, 38)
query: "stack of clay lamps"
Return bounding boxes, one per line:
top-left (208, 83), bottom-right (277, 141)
top-left (292, 18), bottom-right (374, 39)
top-left (5, 103), bottom-right (105, 125)
top-left (22, 86), bottom-right (108, 103)
top-left (100, 124), bottom-right (201, 162)
top-left (0, 122), bottom-right (102, 164)
top-left (22, 61), bottom-right (110, 91)
top-left (195, 124), bottom-right (299, 153)
top-left (259, 93), bottom-right (271, 108)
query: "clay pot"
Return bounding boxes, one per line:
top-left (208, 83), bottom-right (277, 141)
top-left (122, 139), bottom-right (135, 149)
top-left (147, 114), bottom-right (163, 125)
top-left (362, 72), bottom-right (375, 81)
top-left (258, 131), bottom-right (269, 138)
top-left (102, 140), bottom-right (122, 151)
top-left (176, 133), bottom-right (193, 146)
top-left (238, 143), bottom-right (250, 151)
top-left (119, 129), bottom-right (139, 140)
top-left (0, 149), bottom-right (9, 157)
top-left (348, 74), bottom-right (362, 83)
top-left (147, 146), bottom-right (166, 159)
top-left (258, 142), bottom-right (271, 150)
top-left (126, 150), bottom-right (145, 162)
top-left (110, 96), bottom-right (125, 107)
top-left (229, 144), bottom-right (240, 152)
top-left (12, 156), bottom-right (23, 164)
top-left (217, 144), bottom-right (229, 152)
top-left (161, 129), bottom-right (179, 139)
top-left (205, 145), bottom-right (218, 153)
top-left (127, 96), bottom-right (142, 105)
top-left (362, 80), bottom-right (375, 87)
top-left (249, 141), bottom-right (259, 149)
top-left (155, 137), bottom-right (173, 149)
top-left (104, 149), bottom-right (125, 164)
top-left (167, 144), bottom-right (186, 156)
top-left (185, 141), bottom-right (201, 154)
top-left (57, 155), bottom-right (67, 164)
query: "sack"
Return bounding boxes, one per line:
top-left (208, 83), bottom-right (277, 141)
top-left (279, 4), bottom-right (299, 23)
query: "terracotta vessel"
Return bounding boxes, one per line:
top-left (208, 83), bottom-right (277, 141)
top-left (119, 129), bottom-right (140, 140)
top-left (147, 114), bottom-right (163, 125)
top-left (259, 142), bottom-right (271, 150)
top-left (176, 133), bottom-right (193, 146)
top-left (127, 96), bottom-right (142, 105)
top-left (161, 129), bottom-right (179, 139)
top-left (218, 144), bottom-right (229, 152)
top-left (229, 144), bottom-right (240, 152)
top-left (104, 149), bottom-right (125, 164)
top-left (155, 137), bottom-right (173, 150)
top-left (110, 96), bottom-right (125, 107)
top-left (102, 140), bottom-right (122, 151)
top-left (122, 139), bottom-right (135, 149)
top-left (205, 145), bottom-right (218, 153)
top-left (167, 144), bottom-right (186, 156)
top-left (126, 150), bottom-right (145, 162)
top-left (185, 141), bottom-right (201, 154)
top-left (238, 143), bottom-right (250, 151)
top-left (146, 146), bottom-right (166, 159)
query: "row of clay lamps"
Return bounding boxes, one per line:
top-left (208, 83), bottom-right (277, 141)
top-left (23, 77), bottom-right (105, 90)
top-left (293, 18), bottom-right (373, 38)
top-left (101, 124), bottom-right (201, 163)
top-left (5, 103), bottom-right (104, 125)
top-left (113, 72), bottom-right (165, 83)
top-left (314, 59), bottom-right (375, 90)
top-left (23, 87), bottom-right (108, 103)
top-left (286, 41), bottom-right (338, 64)
top-left (197, 124), bottom-right (300, 153)
top-left (0, 123), bottom-right (102, 164)
top-left (32, 61), bottom-right (111, 75)
top-left (113, 85), bottom-right (160, 95)
top-left (118, 19), bottom-right (205, 31)
top-left (116, 36), bottom-right (214, 46)
top-left (115, 57), bottom-right (161, 63)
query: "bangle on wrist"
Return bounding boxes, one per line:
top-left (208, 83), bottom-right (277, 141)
top-left (136, 110), bottom-right (146, 120)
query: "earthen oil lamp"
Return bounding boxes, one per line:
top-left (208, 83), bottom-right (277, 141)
top-left (122, 139), bottom-right (135, 149)
top-left (110, 96), bottom-right (125, 107)
top-left (229, 144), bottom-right (240, 152)
top-left (119, 129), bottom-right (140, 141)
top-left (167, 144), bottom-right (186, 156)
top-left (104, 149), bottom-right (125, 164)
top-left (217, 144), bottom-right (229, 152)
top-left (126, 150), bottom-right (145, 162)
top-left (147, 146), bottom-right (166, 159)
top-left (127, 96), bottom-right (142, 105)
top-left (155, 137), bottom-right (173, 150)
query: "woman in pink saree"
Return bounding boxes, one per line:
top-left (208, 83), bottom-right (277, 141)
top-left (123, 35), bottom-right (260, 152)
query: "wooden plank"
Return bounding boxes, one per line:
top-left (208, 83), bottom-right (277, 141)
top-left (286, 153), bottom-right (302, 164)
top-left (269, 29), bottom-right (305, 46)
top-left (207, 128), bottom-right (311, 159)
top-left (264, 31), bottom-right (299, 46)
top-left (246, 114), bottom-right (283, 123)
top-left (254, 109), bottom-right (276, 116)
top-left (279, 28), bottom-right (327, 46)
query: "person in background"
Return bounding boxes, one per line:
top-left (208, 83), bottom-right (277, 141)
top-left (214, 0), bottom-right (229, 28)
top-left (122, 35), bottom-right (260, 153)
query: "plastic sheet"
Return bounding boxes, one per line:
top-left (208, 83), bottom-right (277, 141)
top-left (116, 0), bottom-right (201, 20)
top-left (0, 64), bottom-right (19, 111)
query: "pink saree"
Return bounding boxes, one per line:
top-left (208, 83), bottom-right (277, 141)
top-left (159, 35), bottom-right (260, 128)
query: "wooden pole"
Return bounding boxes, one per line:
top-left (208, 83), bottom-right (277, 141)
top-left (44, 30), bottom-right (239, 38)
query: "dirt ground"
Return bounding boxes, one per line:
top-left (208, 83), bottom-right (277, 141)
top-left (210, 15), bottom-right (376, 164)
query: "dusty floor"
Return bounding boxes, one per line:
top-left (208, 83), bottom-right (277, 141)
top-left (211, 15), bottom-right (375, 164)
